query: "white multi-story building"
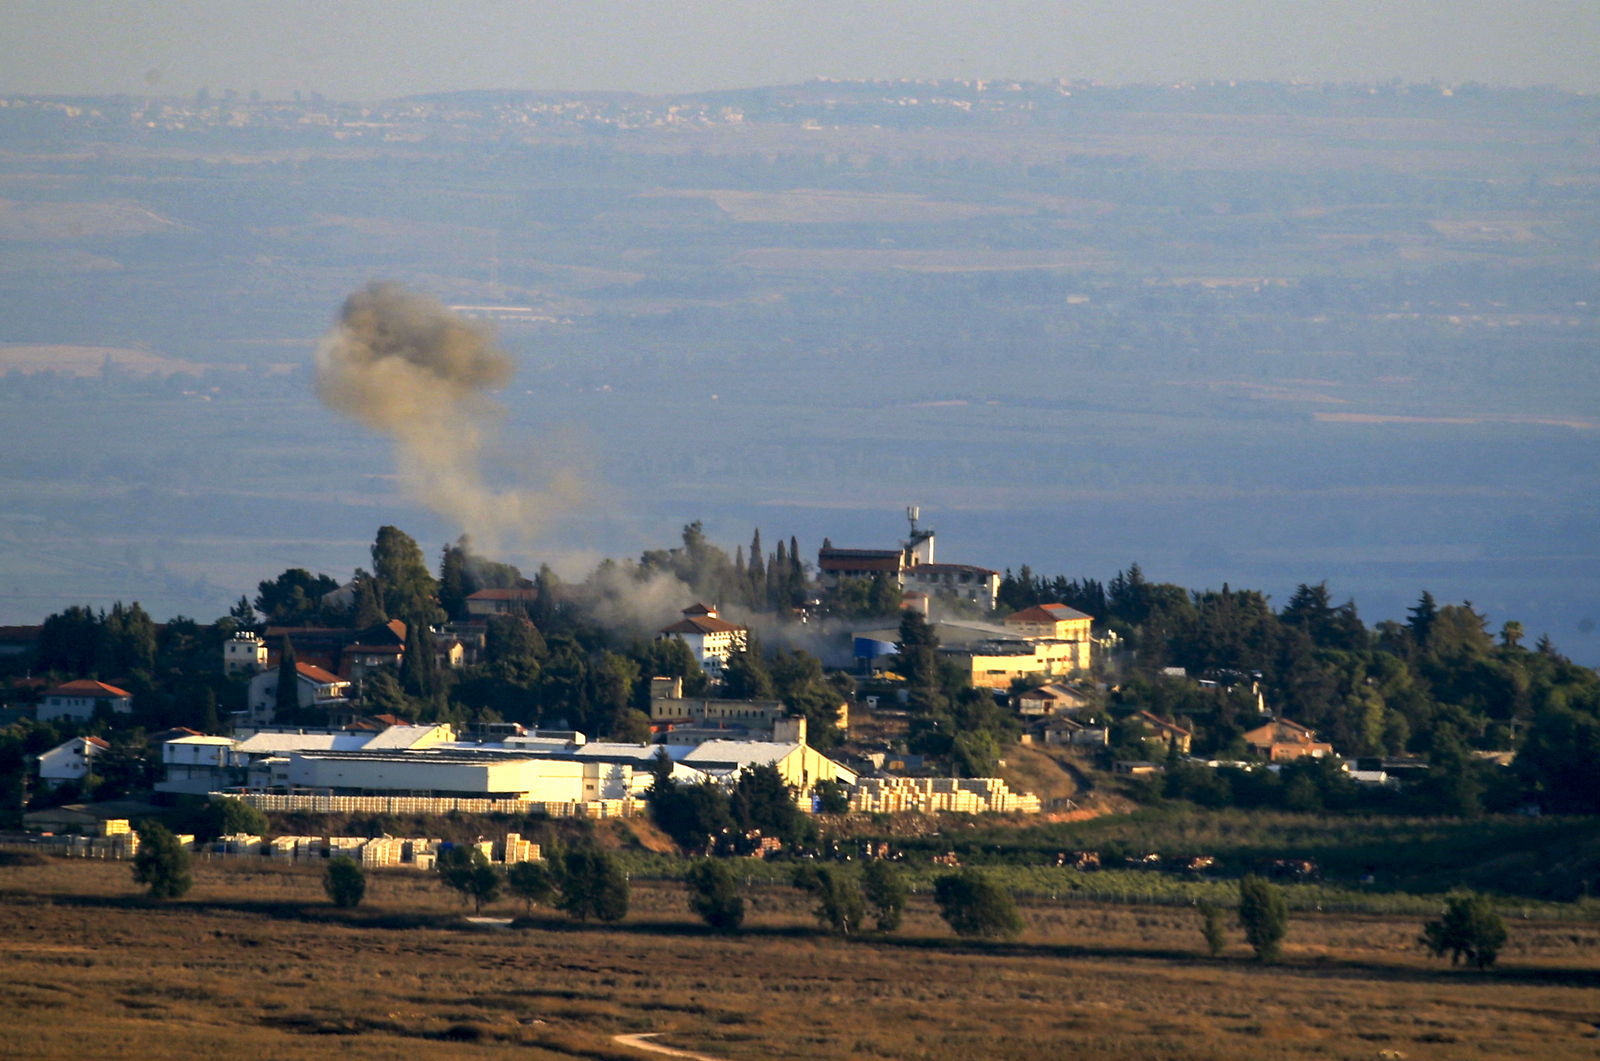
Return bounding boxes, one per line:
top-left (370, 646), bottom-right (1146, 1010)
top-left (223, 633), bottom-right (267, 675)
top-left (657, 603), bottom-right (747, 679)
top-left (37, 680), bottom-right (132, 722)
top-left (37, 736), bottom-right (109, 788)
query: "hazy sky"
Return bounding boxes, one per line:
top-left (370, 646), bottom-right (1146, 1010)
top-left (3, 0), bottom-right (1597, 99)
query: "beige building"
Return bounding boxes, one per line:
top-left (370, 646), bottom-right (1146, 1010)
top-left (1001, 603), bottom-right (1095, 673)
top-left (1243, 718), bottom-right (1334, 762)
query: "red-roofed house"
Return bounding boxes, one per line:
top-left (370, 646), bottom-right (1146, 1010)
top-left (38, 680), bottom-right (133, 722)
top-left (1243, 718), bottom-right (1335, 762)
top-left (246, 662), bottom-right (353, 726)
top-left (1132, 711), bottom-right (1192, 754)
top-left (38, 735), bottom-right (110, 787)
top-left (658, 604), bottom-right (748, 680)
top-left (1015, 682), bottom-right (1094, 717)
top-left (465, 587), bottom-right (539, 617)
top-left (1003, 603), bottom-right (1096, 672)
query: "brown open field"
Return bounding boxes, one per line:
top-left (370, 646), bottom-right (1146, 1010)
top-left (1, 854), bottom-right (1596, 1060)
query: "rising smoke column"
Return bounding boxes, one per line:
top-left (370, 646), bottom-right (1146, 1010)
top-left (315, 282), bottom-right (579, 552)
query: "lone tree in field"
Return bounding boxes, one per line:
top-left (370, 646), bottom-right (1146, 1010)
top-left (861, 860), bottom-right (910, 932)
top-left (131, 822), bottom-right (192, 900)
top-left (506, 859), bottom-right (559, 915)
top-left (324, 856), bottom-right (366, 908)
top-left (557, 846), bottom-right (630, 923)
top-left (685, 859), bottom-right (745, 932)
top-left (437, 845), bottom-right (501, 913)
top-left (933, 869), bottom-right (1023, 940)
top-left (1421, 892), bottom-right (1507, 970)
top-left (1199, 902), bottom-right (1228, 957)
top-left (794, 865), bottom-right (866, 935)
top-left (1237, 875), bottom-right (1289, 961)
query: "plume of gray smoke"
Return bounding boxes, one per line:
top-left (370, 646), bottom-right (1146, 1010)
top-left (315, 282), bottom-right (581, 553)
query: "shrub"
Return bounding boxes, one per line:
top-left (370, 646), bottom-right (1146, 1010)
top-left (685, 859), bottom-right (744, 932)
top-left (506, 860), bottom-right (558, 914)
top-left (203, 796), bottom-right (269, 841)
top-left (437, 845), bottom-right (501, 913)
top-left (558, 846), bottom-right (629, 923)
top-left (1237, 875), bottom-right (1288, 961)
top-left (1199, 902), bottom-right (1228, 956)
top-left (1421, 892), bottom-right (1507, 969)
top-left (132, 822), bottom-right (192, 900)
top-left (860, 860), bottom-right (909, 932)
top-left (933, 869), bottom-right (1023, 940)
top-left (794, 865), bottom-right (866, 935)
top-left (323, 856), bottom-right (365, 908)
top-left (813, 779), bottom-right (851, 814)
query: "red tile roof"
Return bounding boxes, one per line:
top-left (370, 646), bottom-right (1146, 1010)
top-left (818, 548), bottom-right (903, 573)
top-left (1135, 710), bottom-right (1192, 737)
top-left (1007, 603), bottom-right (1093, 624)
top-left (661, 616), bottom-right (744, 635)
top-left (45, 679), bottom-right (132, 699)
top-left (295, 662), bottom-right (345, 685)
top-left (467, 587), bottom-right (538, 600)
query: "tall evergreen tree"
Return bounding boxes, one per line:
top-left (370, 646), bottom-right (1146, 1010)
top-left (371, 525), bottom-right (439, 624)
top-left (401, 618), bottom-right (440, 706)
top-left (351, 569), bottom-right (388, 627)
top-left (1408, 590), bottom-right (1439, 649)
top-left (747, 528), bottom-right (765, 606)
top-left (274, 635), bottom-right (301, 721)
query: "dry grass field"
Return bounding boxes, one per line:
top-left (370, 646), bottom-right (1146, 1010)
top-left (2, 854), bottom-right (1596, 1060)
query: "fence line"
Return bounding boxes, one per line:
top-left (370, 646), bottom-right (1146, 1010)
top-left (221, 792), bottom-right (646, 819)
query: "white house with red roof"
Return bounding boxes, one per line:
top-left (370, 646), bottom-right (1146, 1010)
top-left (37, 735), bottom-right (110, 787)
top-left (245, 662), bottom-right (353, 726)
top-left (657, 604), bottom-right (747, 680)
top-left (38, 680), bottom-right (133, 722)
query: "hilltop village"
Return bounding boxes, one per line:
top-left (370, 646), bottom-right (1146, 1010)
top-left (1, 514), bottom-right (1597, 884)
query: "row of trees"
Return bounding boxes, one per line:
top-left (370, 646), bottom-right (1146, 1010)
top-left (1208, 875), bottom-right (1504, 970)
top-left (434, 844), bottom-right (630, 922)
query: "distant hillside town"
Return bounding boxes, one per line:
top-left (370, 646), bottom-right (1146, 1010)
top-left (1, 511), bottom-right (1597, 850)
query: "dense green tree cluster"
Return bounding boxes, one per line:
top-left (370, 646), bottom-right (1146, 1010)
top-left (131, 821), bottom-right (192, 900)
top-left (1236, 874), bottom-right (1289, 961)
top-left (996, 563), bottom-right (1600, 815)
top-left (892, 611), bottom-right (1020, 777)
top-left (1421, 892), bottom-right (1507, 969)
top-left (933, 868), bottom-right (1023, 939)
top-left (647, 758), bottom-right (811, 854)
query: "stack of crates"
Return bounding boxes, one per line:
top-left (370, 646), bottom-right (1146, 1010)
top-left (327, 836), bottom-right (365, 859)
top-left (360, 838), bottom-right (401, 867)
top-left (499, 833), bottom-right (539, 864)
top-left (222, 833), bottom-right (263, 856)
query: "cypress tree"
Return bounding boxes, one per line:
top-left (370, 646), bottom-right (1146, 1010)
top-left (274, 636), bottom-right (301, 721)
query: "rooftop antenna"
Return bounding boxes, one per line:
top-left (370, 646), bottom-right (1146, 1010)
top-left (906, 505), bottom-right (920, 536)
